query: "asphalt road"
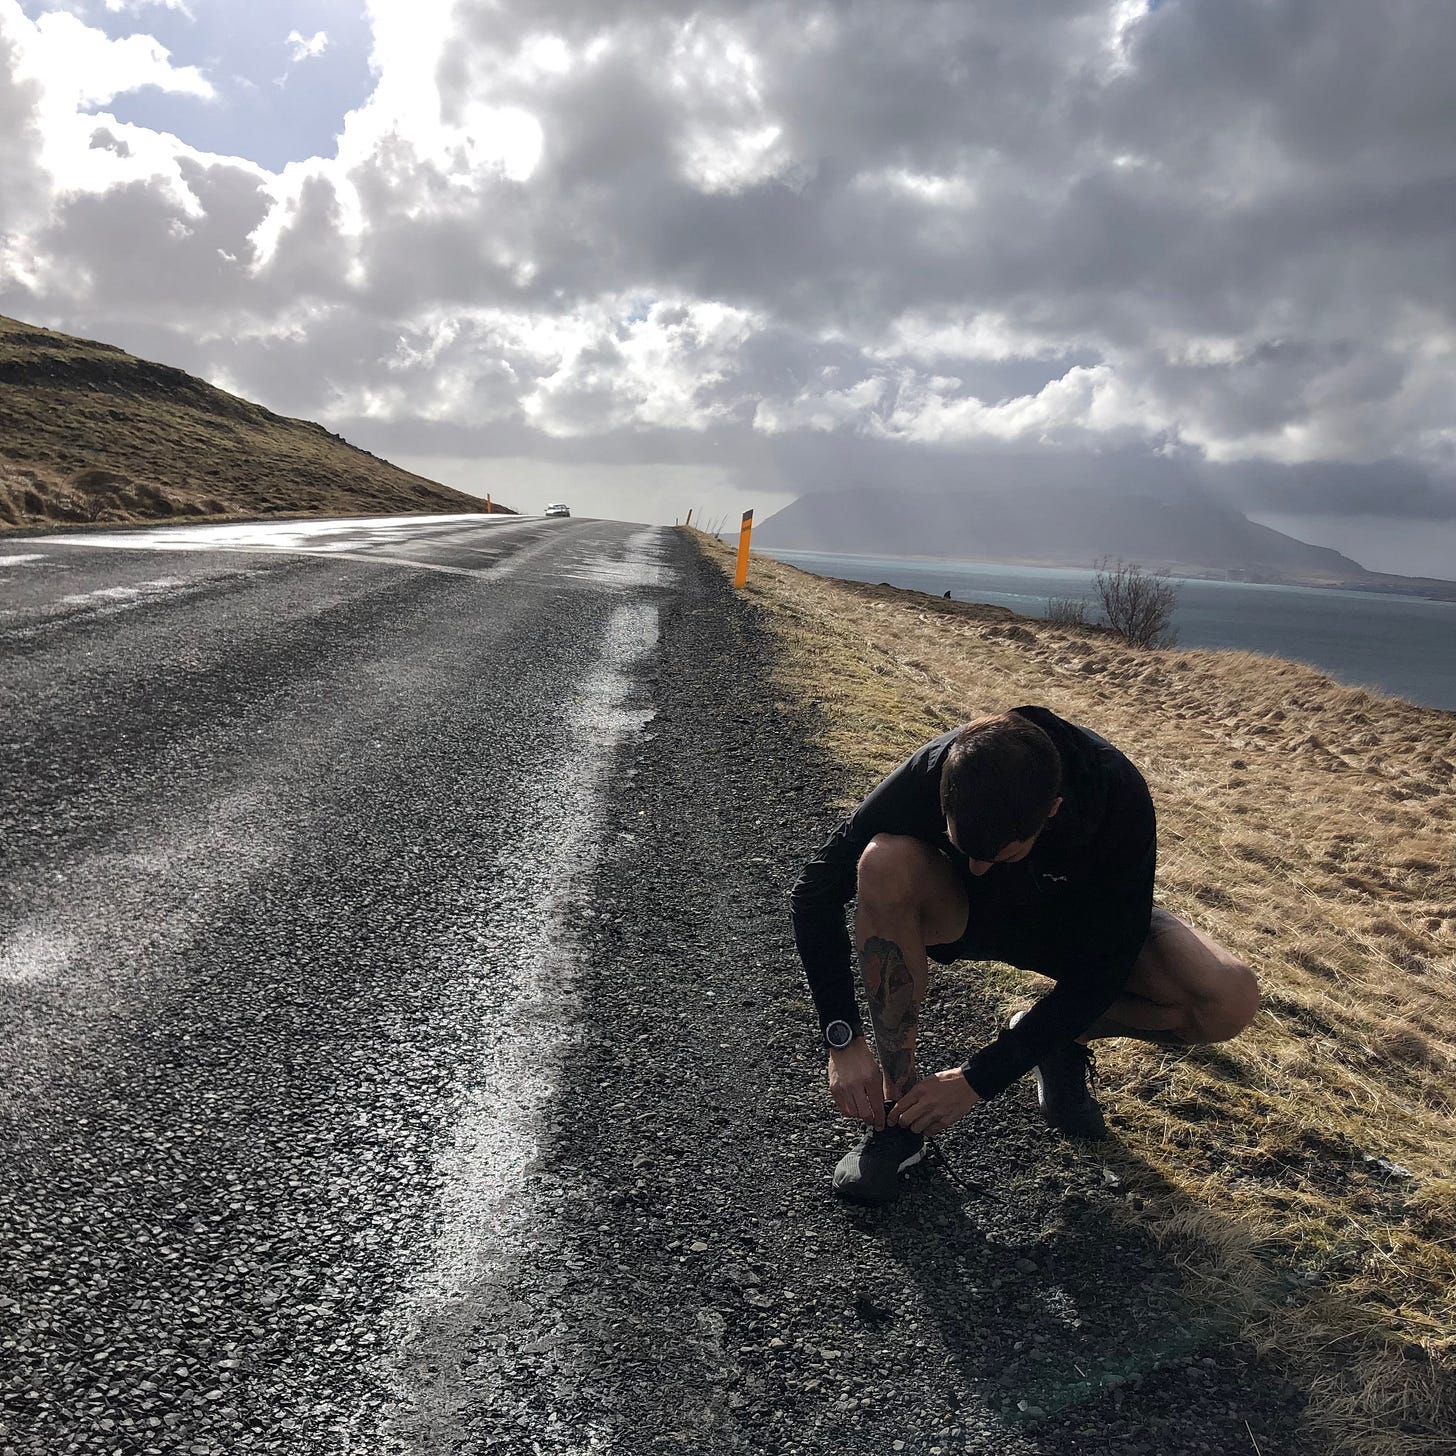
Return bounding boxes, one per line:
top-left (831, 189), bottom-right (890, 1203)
top-left (0, 515), bottom-right (1308, 1455)
top-left (1, 513), bottom-right (675, 1454)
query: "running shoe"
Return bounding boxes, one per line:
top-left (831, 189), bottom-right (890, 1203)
top-left (832, 1120), bottom-right (926, 1205)
top-left (1009, 1010), bottom-right (1108, 1140)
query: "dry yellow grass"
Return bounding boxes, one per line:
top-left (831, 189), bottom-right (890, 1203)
top-left (691, 529), bottom-right (1456, 1455)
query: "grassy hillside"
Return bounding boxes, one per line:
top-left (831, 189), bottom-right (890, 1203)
top-left (692, 529), bottom-right (1455, 1454)
top-left (0, 314), bottom-right (503, 530)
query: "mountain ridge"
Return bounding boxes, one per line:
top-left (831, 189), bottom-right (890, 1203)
top-left (754, 486), bottom-right (1456, 600)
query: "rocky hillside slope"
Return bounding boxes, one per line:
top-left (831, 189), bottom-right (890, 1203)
top-left (0, 314), bottom-right (501, 530)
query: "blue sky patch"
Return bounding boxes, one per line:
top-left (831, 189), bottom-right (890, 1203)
top-left (23, 0), bottom-right (375, 169)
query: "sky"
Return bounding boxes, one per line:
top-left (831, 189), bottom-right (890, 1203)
top-left (2, 0), bottom-right (1455, 576)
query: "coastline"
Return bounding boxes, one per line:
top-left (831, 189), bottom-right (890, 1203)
top-left (755, 543), bottom-right (1456, 602)
top-left (756, 546), bottom-right (1456, 714)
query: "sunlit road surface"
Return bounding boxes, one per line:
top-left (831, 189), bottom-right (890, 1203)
top-left (0, 513), bottom-right (673, 1452)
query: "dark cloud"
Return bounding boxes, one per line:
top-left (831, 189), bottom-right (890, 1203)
top-left (1117, 0), bottom-right (1456, 184)
top-left (88, 126), bottom-right (131, 159)
top-left (0, 23), bottom-right (44, 237)
top-left (263, 172), bottom-right (359, 305)
top-left (38, 160), bottom-right (270, 317)
top-left (1212, 458), bottom-right (1456, 522)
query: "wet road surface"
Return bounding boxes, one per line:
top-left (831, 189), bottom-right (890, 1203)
top-left (1, 513), bottom-right (674, 1453)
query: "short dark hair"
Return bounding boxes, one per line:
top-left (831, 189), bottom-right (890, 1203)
top-left (939, 713), bottom-right (1062, 860)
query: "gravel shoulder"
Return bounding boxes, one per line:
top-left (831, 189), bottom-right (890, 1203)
top-left (416, 537), bottom-right (1310, 1456)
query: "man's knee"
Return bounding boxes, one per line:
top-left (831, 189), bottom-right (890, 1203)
top-left (1194, 959), bottom-right (1261, 1043)
top-left (856, 833), bottom-right (936, 908)
top-left (857, 835), bottom-right (968, 947)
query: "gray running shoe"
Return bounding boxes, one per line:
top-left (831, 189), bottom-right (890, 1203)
top-left (1010, 1010), bottom-right (1108, 1140)
top-left (832, 1121), bottom-right (926, 1205)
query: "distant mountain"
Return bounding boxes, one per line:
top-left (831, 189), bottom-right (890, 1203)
top-left (0, 313), bottom-right (504, 530)
top-left (755, 484), bottom-right (1431, 591)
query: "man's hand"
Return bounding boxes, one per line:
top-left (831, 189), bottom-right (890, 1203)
top-left (889, 1069), bottom-right (981, 1136)
top-left (828, 1038), bottom-right (885, 1127)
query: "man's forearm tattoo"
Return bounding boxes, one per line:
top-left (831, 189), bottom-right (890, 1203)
top-left (862, 935), bottom-right (920, 1095)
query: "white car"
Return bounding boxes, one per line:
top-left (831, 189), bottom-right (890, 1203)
top-left (544, 502), bottom-right (571, 518)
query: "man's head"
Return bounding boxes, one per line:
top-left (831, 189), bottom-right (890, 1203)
top-left (940, 713), bottom-right (1063, 872)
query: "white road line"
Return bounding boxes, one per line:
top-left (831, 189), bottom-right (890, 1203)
top-left (0, 570), bottom-right (268, 639)
top-left (0, 553), bottom-right (47, 566)
top-left (36, 540), bottom-right (482, 576)
top-left (387, 535), bottom-right (672, 1453)
top-left (57, 578), bottom-right (188, 608)
top-left (236, 550), bottom-right (479, 577)
top-left (30, 516), bottom-right (537, 575)
top-left (475, 529), bottom-right (574, 580)
top-left (30, 513), bottom-right (521, 555)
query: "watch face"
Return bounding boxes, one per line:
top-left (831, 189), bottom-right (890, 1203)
top-left (825, 1019), bottom-right (854, 1049)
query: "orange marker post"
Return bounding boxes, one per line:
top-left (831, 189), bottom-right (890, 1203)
top-left (733, 509), bottom-right (753, 588)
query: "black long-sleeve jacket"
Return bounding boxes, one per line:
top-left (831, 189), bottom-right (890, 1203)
top-left (790, 706), bottom-right (1156, 1100)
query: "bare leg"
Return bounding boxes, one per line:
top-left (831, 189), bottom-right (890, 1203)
top-left (1082, 908), bottom-right (1260, 1047)
top-left (855, 835), bottom-right (969, 1101)
top-left (861, 935), bottom-right (924, 1100)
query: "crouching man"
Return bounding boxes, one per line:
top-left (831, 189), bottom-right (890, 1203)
top-left (790, 707), bottom-right (1260, 1205)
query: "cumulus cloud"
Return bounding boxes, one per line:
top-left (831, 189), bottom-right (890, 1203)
top-left (2, 0), bottom-right (1455, 554)
top-left (284, 28), bottom-right (328, 65)
top-left (105, 0), bottom-right (193, 15)
top-left (19, 6), bottom-right (211, 108)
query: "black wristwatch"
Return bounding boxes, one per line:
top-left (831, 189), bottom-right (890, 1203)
top-left (824, 1019), bottom-right (857, 1051)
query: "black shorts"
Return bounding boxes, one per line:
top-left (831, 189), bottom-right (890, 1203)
top-left (927, 921), bottom-right (1078, 979)
top-left (925, 857), bottom-right (1079, 980)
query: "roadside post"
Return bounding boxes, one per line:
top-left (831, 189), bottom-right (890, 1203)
top-left (734, 509), bottom-right (753, 588)
top-left (485, 493), bottom-right (492, 513)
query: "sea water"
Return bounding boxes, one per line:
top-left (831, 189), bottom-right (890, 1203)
top-left (758, 550), bottom-right (1456, 713)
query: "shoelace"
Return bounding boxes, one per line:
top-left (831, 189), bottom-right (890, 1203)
top-left (889, 1046), bottom-right (1102, 1200)
top-left (882, 1098), bottom-right (1002, 1202)
top-left (925, 1137), bottom-right (995, 1198)
top-left (1044, 1039), bottom-right (1098, 1081)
